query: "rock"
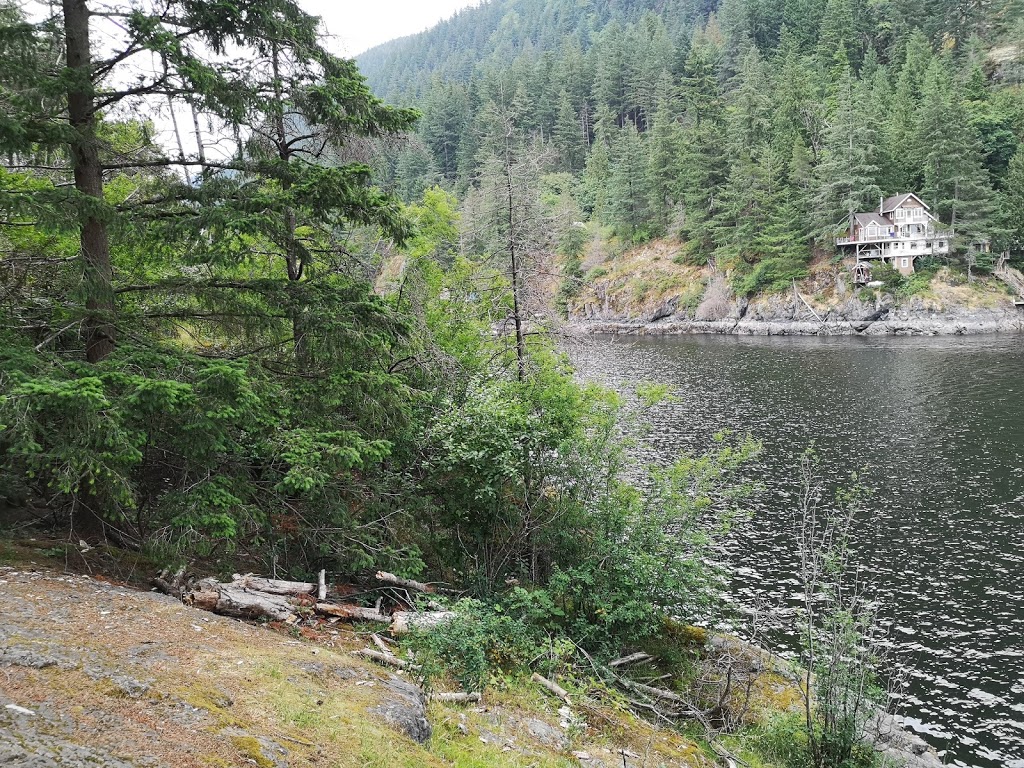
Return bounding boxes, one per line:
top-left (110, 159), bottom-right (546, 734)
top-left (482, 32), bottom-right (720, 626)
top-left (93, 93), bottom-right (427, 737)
top-left (373, 676), bottom-right (431, 744)
top-left (524, 718), bottom-right (565, 748)
top-left (647, 296), bottom-right (677, 323)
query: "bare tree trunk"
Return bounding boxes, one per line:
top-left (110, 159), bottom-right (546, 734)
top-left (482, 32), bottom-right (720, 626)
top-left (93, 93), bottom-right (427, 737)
top-left (64, 0), bottom-right (115, 363)
top-left (504, 125), bottom-right (526, 383)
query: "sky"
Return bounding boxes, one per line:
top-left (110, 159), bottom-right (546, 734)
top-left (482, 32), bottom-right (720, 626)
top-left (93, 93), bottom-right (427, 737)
top-left (298, 0), bottom-right (482, 57)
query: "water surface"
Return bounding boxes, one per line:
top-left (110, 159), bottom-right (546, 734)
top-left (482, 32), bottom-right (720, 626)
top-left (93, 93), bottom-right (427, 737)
top-left (573, 334), bottom-right (1024, 768)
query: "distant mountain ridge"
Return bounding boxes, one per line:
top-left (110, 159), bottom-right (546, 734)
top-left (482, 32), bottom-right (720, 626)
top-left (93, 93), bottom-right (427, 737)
top-left (356, 0), bottom-right (704, 102)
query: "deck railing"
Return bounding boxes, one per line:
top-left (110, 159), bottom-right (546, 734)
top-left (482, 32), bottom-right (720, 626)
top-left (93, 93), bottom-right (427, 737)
top-left (836, 229), bottom-right (954, 246)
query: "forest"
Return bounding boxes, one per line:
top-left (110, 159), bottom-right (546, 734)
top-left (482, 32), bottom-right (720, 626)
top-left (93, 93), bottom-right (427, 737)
top-left (1, 1), bottom-right (1020, 765)
top-left (360, 0), bottom-right (1024, 295)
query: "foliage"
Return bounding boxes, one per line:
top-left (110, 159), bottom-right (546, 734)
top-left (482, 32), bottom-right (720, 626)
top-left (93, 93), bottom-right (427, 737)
top-left (408, 598), bottom-right (542, 692)
top-left (865, 262), bottom-right (904, 293)
top-left (794, 453), bottom-right (889, 768)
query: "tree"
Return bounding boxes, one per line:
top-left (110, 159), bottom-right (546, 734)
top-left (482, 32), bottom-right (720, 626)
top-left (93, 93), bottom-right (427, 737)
top-left (915, 58), bottom-right (996, 248)
top-left (466, 95), bottom-right (553, 381)
top-left (812, 69), bottom-right (882, 245)
top-left (0, 0), bottom-right (417, 365)
top-left (794, 454), bottom-right (891, 768)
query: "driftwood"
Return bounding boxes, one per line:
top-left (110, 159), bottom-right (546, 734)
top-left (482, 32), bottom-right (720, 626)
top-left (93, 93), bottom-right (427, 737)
top-left (608, 652), bottom-right (653, 668)
top-left (317, 569), bottom-right (327, 601)
top-left (187, 585), bottom-right (298, 622)
top-left (371, 634), bottom-right (393, 655)
top-left (531, 672), bottom-right (570, 702)
top-left (231, 574), bottom-right (316, 596)
top-left (429, 692), bottom-right (482, 703)
top-left (389, 610), bottom-right (457, 635)
top-left (354, 649), bottom-right (415, 670)
top-left (316, 603), bottom-right (390, 622)
top-left (153, 566), bottom-right (188, 598)
top-left (375, 571), bottom-right (435, 593)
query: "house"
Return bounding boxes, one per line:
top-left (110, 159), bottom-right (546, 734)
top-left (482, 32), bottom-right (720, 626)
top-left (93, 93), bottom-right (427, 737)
top-left (835, 193), bottom-right (954, 281)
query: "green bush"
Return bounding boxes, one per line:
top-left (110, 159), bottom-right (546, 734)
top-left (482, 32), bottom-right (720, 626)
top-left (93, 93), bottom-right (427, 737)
top-left (731, 257), bottom-right (809, 296)
top-left (867, 262), bottom-right (903, 293)
top-left (407, 599), bottom-right (542, 692)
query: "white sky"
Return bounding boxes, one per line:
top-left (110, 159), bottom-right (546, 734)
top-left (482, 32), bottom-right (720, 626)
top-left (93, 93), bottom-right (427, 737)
top-left (298, 0), bottom-right (482, 57)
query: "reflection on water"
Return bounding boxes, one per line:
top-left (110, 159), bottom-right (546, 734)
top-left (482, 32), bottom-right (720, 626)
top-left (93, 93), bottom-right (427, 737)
top-left (573, 334), bottom-right (1024, 768)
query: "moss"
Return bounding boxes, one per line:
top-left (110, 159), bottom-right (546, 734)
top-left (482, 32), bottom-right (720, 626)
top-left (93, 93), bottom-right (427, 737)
top-left (230, 735), bottom-right (275, 768)
top-left (176, 685), bottom-right (246, 729)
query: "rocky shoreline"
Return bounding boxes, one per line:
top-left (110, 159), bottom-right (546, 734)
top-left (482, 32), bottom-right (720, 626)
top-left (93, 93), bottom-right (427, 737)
top-left (570, 294), bottom-right (1024, 336)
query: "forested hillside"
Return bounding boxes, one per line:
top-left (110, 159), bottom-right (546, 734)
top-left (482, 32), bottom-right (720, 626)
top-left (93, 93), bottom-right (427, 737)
top-left (362, 0), bottom-right (1024, 298)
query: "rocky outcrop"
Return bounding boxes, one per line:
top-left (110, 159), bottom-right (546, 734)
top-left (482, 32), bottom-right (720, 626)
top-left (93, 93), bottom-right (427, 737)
top-left (374, 676), bottom-right (432, 744)
top-left (571, 291), bottom-right (1023, 336)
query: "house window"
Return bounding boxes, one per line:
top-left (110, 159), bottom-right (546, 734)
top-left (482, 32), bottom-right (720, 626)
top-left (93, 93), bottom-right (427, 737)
top-left (911, 242), bottom-right (917, 249)
top-left (901, 258), bottom-right (909, 268)
top-left (938, 241), bottom-right (945, 247)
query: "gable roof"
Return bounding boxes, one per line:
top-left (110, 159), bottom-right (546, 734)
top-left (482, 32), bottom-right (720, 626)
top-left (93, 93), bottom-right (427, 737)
top-left (880, 193), bottom-right (929, 213)
top-left (854, 212), bottom-right (890, 228)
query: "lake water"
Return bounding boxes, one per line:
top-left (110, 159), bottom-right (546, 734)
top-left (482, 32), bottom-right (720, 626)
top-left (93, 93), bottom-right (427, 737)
top-left (573, 334), bottom-right (1024, 768)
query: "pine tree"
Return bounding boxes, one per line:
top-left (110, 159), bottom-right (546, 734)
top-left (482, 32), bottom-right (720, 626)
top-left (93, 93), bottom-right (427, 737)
top-left (1000, 146), bottom-right (1024, 253)
top-left (915, 58), bottom-right (996, 248)
top-left (813, 69), bottom-right (882, 244)
top-left (0, 0), bottom-right (417, 364)
top-left (607, 123), bottom-right (653, 243)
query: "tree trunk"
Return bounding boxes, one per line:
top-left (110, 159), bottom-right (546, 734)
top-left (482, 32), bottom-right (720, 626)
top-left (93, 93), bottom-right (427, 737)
top-left (64, 0), bottom-right (115, 363)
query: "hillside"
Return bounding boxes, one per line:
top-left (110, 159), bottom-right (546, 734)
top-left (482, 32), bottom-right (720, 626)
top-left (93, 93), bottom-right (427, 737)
top-left (356, 0), bottom-right (686, 102)
top-left (359, 0), bottom-right (1024, 313)
top-left (563, 237), bottom-right (1023, 334)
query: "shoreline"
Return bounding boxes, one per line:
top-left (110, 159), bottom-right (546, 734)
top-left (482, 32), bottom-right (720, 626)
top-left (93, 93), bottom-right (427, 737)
top-left (568, 312), bottom-right (1024, 337)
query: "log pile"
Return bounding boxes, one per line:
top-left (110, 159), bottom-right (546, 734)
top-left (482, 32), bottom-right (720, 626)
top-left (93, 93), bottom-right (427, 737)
top-left (153, 568), bottom-right (455, 635)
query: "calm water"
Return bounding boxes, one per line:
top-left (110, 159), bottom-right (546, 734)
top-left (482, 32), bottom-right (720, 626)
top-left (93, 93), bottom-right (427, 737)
top-left (573, 334), bottom-right (1024, 768)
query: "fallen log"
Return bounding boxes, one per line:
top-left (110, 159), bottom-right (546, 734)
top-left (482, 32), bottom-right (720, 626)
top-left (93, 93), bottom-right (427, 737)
top-left (315, 602), bottom-right (390, 622)
top-left (153, 566), bottom-right (188, 598)
top-left (354, 649), bottom-right (415, 670)
top-left (187, 585), bottom-right (297, 622)
top-left (389, 610), bottom-right (456, 635)
top-left (371, 634), bottom-right (393, 655)
top-left (231, 573), bottom-right (315, 596)
top-left (375, 571), bottom-right (435, 593)
top-left (608, 652), bottom-right (653, 669)
top-left (531, 672), bottom-right (570, 702)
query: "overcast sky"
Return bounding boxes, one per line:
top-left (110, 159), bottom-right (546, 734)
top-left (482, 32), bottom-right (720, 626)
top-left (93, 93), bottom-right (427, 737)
top-left (298, 1), bottom-right (482, 57)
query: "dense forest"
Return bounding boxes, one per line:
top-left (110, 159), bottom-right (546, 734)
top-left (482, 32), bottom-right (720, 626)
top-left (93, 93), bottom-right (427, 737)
top-left (0, 0), bottom-right (752, 652)
top-left (360, 0), bottom-right (1024, 295)
top-left (0, 2), bottom-right (1019, 764)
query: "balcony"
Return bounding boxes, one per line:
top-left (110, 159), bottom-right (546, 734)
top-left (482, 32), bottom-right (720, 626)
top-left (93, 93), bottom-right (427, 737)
top-left (836, 229), bottom-right (954, 246)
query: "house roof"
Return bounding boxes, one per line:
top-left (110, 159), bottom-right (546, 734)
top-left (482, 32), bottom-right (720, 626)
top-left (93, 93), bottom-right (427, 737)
top-left (854, 212), bottom-right (890, 228)
top-left (880, 193), bottom-right (929, 213)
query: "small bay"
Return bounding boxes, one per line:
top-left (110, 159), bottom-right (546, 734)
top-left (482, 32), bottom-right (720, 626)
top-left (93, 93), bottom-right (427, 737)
top-left (574, 334), bottom-right (1024, 768)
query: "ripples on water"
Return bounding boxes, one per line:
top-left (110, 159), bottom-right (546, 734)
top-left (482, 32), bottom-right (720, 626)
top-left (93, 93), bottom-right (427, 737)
top-left (572, 334), bottom-right (1024, 768)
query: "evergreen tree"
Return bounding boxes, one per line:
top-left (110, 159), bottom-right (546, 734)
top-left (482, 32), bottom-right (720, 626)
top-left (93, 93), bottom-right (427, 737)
top-left (915, 58), bottom-right (996, 247)
top-left (1000, 146), bottom-right (1024, 254)
top-left (608, 123), bottom-right (653, 243)
top-left (813, 69), bottom-right (882, 243)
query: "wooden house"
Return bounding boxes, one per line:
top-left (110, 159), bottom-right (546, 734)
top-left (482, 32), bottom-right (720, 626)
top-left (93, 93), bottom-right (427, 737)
top-left (835, 193), bottom-right (954, 282)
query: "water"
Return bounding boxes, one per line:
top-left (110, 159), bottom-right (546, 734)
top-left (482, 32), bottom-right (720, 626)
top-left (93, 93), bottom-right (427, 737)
top-left (573, 334), bottom-right (1024, 768)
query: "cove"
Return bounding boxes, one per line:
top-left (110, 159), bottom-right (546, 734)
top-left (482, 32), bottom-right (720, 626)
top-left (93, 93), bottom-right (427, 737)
top-left (573, 334), bottom-right (1024, 768)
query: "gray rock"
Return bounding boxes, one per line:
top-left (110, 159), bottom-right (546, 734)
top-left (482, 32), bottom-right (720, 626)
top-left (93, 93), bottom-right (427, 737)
top-left (373, 676), bottom-right (431, 744)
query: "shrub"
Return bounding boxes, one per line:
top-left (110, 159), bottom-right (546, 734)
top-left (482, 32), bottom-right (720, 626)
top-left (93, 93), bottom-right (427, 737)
top-left (407, 599), bottom-right (541, 692)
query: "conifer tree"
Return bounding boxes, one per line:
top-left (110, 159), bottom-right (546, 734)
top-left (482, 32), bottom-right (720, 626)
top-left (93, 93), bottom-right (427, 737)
top-left (915, 58), bottom-right (995, 248)
top-left (813, 69), bottom-right (882, 243)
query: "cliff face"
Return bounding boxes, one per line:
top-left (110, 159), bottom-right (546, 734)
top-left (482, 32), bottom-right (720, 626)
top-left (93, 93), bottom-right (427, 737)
top-left (567, 241), bottom-right (1023, 336)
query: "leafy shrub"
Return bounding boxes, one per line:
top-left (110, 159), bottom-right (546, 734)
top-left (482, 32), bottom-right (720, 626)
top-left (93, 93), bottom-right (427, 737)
top-left (407, 599), bottom-right (541, 692)
top-left (867, 262), bottom-right (903, 293)
top-left (731, 257), bottom-right (809, 296)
